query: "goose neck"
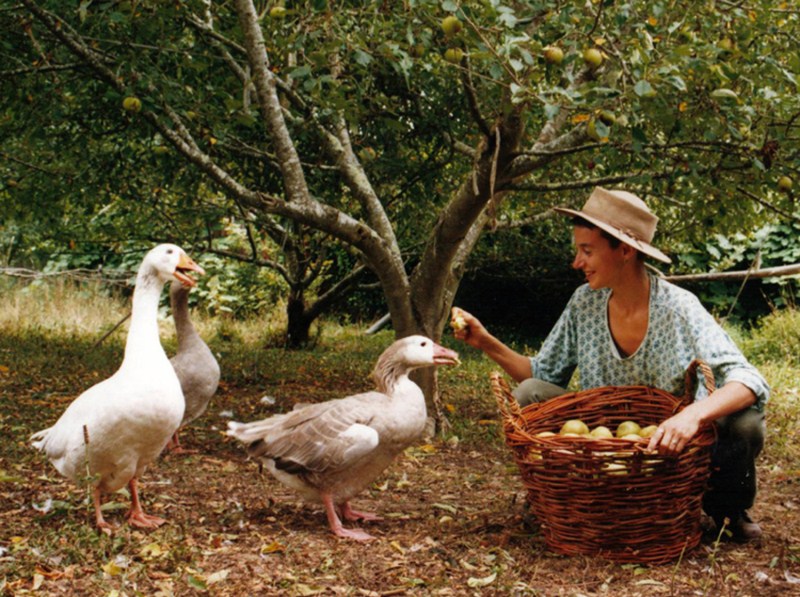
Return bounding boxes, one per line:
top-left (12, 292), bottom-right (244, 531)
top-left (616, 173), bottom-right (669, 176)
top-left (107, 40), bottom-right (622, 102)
top-left (124, 271), bottom-right (167, 362)
top-left (171, 285), bottom-right (200, 349)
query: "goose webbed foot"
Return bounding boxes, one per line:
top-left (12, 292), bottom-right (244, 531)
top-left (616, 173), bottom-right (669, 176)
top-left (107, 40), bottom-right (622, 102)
top-left (93, 487), bottom-right (115, 535)
top-left (322, 493), bottom-right (376, 541)
top-left (125, 478), bottom-right (166, 529)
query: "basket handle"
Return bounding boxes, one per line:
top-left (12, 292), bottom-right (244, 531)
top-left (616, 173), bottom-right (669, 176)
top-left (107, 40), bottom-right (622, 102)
top-left (491, 372), bottom-right (531, 437)
top-left (682, 359), bottom-right (716, 404)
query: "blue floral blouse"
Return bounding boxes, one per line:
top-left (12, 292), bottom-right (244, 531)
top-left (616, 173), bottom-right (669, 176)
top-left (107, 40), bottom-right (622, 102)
top-left (530, 275), bottom-right (769, 409)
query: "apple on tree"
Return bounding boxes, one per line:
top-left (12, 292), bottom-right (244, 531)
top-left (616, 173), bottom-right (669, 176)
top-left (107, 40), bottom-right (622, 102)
top-left (441, 15), bottom-right (462, 36)
top-left (583, 48), bottom-right (603, 69)
top-left (543, 46), bottom-right (564, 65)
top-left (443, 48), bottom-right (464, 64)
top-left (122, 96), bottom-right (142, 113)
top-left (269, 6), bottom-right (287, 18)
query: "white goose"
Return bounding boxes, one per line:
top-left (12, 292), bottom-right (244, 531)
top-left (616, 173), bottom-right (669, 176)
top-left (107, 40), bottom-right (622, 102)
top-left (167, 280), bottom-right (220, 452)
top-left (30, 244), bottom-right (204, 531)
top-left (227, 335), bottom-right (460, 541)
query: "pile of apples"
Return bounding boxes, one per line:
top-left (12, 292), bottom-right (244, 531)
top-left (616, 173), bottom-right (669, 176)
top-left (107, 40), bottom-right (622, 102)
top-left (528, 420), bottom-right (665, 475)
top-left (536, 419), bottom-right (659, 441)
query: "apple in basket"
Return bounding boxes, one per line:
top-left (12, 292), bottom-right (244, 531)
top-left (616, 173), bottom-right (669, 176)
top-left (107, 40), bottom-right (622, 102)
top-left (639, 424), bottom-right (659, 438)
top-left (616, 420), bottom-right (641, 438)
top-left (589, 425), bottom-right (614, 439)
top-left (560, 419), bottom-right (589, 436)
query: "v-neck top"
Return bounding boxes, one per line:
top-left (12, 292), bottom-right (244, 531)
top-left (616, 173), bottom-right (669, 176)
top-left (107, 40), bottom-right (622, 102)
top-left (529, 274), bottom-right (769, 409)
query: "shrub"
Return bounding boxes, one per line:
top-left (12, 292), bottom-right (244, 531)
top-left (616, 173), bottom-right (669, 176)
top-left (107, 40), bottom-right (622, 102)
top-left (740, 308), bottom-right (800, 367)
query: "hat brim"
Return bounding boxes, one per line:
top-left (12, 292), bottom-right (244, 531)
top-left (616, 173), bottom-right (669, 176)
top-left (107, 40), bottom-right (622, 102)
top-left (553, 206), bottom-right (672, 264)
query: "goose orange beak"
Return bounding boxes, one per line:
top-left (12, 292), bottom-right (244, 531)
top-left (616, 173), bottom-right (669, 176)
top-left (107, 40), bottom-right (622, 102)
top-left (174, 253), bottom-right (205, 287)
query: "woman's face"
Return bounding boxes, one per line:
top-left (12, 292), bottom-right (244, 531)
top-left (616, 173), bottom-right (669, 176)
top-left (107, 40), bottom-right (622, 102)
top-left (571, 225), bottom-right (626, 289)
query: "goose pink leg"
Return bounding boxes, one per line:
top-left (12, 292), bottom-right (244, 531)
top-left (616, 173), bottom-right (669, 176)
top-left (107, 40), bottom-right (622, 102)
top-left (126, 478), bottom-right (166, 529)
top-left (93, 486), bottom-right (114, 534)
top-left (321, 493), bottom-right (375, 541)
top-left (165, 428), bottom-right (196, 455)
top-left (340, 501), bottom-right (383, 523)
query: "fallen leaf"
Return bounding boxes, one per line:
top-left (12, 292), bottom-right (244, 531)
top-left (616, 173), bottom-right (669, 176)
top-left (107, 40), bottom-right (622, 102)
top-left (31, 574), bottom-right (44, 591)
top-left (0, 470), bottom-right (22, 483)
top-left (432, 503), bottom-right (457, 514)
top-left (186, 575), bottom-right (207, 590)
top-left (389, 541), bottom-right (405, 554)
top-left (636, 579), bottom-right (667, 587)
top-left (102, 561), bottom-right (122, 577)
top-left (206, 569), bottom-right (230, 585)
top-left (140, 542), bottom-right (165, 559)
top-left (294, 583), bottom-right (324, 596)
top-left (467, 572), bottom-right (497, 588)
top-left (459, 559), bottom-right (478, 571)
top-left (260, 541), bottom-right (285, 554)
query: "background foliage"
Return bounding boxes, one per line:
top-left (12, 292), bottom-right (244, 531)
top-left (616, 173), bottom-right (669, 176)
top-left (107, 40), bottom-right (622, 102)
top-left (2, 0), bottom-right (800, 340)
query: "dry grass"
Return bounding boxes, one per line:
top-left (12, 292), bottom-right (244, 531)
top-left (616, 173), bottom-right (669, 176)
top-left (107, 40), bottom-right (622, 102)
top-left (0, 279), bottom-right (128, 337)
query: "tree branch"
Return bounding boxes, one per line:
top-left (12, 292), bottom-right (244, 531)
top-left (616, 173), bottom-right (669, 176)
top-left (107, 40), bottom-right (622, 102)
top-left (0, 62), bottom-right (87, 77)
top-left (460, 53), bottom-right (490, 137)
top-left (738, 186), bottom-right (800, 223)
top-left (665, 263), bottom-right (800, 283)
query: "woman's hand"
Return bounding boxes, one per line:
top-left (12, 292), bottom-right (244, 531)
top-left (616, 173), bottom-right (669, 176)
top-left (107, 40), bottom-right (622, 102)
top-left (646, 407), bottom-right (702, 456)
top-left (450, 307), bottom-right (487, 350)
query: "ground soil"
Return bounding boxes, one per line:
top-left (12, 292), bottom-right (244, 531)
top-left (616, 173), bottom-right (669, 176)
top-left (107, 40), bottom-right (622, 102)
top-left (2, 380), bottom-right (799, 596)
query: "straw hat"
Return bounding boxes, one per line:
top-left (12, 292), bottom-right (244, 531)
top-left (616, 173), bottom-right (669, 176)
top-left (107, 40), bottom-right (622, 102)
top-left (553, 187), bottom-right (671, 264)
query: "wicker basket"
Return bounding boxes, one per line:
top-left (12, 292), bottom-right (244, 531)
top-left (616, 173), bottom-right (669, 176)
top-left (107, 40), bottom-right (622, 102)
top-left (494, 359), bottom-right (717, 564)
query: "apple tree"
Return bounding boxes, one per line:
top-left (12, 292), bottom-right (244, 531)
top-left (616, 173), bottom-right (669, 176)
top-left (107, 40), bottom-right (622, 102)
top-left (3, 0), bottom-right (800, 406)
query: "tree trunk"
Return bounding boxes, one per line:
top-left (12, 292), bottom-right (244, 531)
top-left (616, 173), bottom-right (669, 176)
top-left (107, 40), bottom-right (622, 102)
top-left (285, 290), bottom-right (311, 348)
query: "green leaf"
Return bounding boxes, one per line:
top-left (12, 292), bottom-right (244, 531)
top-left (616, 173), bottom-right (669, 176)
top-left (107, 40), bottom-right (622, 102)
top-left (187, 575), bottom-right (207, 591)
top-left (544, 103), bottom-right (560, 120)
top-left (665, 75), bottom-right (687, 91)
top-left (289, 66), bottom-right (312, 79)
top-left (354, 49), bottom-right (372, 66)
top-left (710, 88), bottom-right (739, 100)
top-left (633, 80), bottom-right (656, 98)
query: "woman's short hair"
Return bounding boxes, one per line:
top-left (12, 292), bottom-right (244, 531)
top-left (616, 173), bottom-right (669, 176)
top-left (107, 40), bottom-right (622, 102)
top-left (572, 216), bottom-right (622, 248)
top-left (572, 216), bottom-right (646, 260)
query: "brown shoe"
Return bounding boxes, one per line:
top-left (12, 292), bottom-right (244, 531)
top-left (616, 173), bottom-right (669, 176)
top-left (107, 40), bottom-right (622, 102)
top-left (713, 511), bottom-right (763, 543)
top-left (729, 511), bottom-right (762, 542)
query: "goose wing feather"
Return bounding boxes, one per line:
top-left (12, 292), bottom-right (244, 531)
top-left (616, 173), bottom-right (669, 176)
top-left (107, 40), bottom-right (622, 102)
top-left (229, 391), bottom-right (389, 475)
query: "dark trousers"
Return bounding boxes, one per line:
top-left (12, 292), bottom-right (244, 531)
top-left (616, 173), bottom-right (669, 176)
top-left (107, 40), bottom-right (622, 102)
top-left (702, 407), bottom-right (765, 518)
top-left (513, 379), bottom-right (766, 516)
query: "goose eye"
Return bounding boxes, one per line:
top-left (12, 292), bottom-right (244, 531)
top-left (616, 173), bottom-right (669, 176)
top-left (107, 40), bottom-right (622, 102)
top-left (421, 341), bottom-right (428, 347)
top-left (166, 249), bottom-right (173, 254)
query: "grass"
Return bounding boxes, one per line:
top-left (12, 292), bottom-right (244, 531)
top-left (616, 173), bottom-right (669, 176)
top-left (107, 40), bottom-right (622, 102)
top-left (1, 279), bottom-right (799, 595)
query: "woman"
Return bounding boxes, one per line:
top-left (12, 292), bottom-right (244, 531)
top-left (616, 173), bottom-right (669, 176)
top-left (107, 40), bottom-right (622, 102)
top-left (454, 187), bottom-right (768, 542)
